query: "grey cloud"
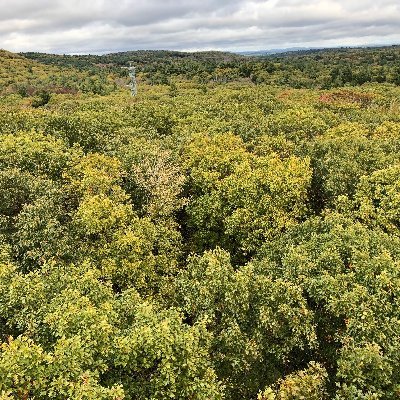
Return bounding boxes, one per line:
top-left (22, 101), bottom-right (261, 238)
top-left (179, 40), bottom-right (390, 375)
top-left (0, 0), bottom-right (400, 53)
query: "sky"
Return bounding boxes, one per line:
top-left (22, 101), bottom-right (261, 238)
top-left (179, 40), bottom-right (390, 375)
top-left (1, 0), bottom-right (400, 54)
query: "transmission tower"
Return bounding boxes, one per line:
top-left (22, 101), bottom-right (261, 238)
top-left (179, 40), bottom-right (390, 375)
top-left (128, 62), bottom-right (137, 96)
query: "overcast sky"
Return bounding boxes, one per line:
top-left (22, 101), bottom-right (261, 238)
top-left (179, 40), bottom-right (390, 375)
top-left (1, 0), bottom-right (400, 54)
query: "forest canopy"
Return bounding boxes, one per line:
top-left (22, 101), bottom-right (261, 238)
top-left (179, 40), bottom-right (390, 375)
top-left (1, 45), bottom-right (400, 399)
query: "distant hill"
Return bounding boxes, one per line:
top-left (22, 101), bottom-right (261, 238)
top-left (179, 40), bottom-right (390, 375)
top-left (237, 47), bottom-right (315, 56)
top-left (237, 44), bottom-right (400, 57)
top-left (268, 44), bottom-right (400, 58)
top-left (21, 50), bottom-right (247, 74)
top-left (0, 49), bottom-right (118, 96)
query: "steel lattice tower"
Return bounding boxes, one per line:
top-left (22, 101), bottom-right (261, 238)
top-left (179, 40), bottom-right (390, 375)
top-left (128, 62), bottom-right (137, 96)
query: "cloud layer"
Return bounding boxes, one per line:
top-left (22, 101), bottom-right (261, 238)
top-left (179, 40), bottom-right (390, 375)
top-left (1, 0), bottom-right (400, 53)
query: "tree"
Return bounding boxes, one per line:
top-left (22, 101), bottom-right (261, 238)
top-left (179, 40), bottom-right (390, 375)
top-left (184, 133), bottom-right (311, 262)
top-left (0, 262), bottom-right (222, 399)
top-left (174, 248), bottom-right (316, 399)
top-left (255, 212), bottom-right (400, 398)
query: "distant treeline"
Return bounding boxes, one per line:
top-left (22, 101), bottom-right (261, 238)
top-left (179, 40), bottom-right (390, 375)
top-left (21, 45), bottom-right (400, 88)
